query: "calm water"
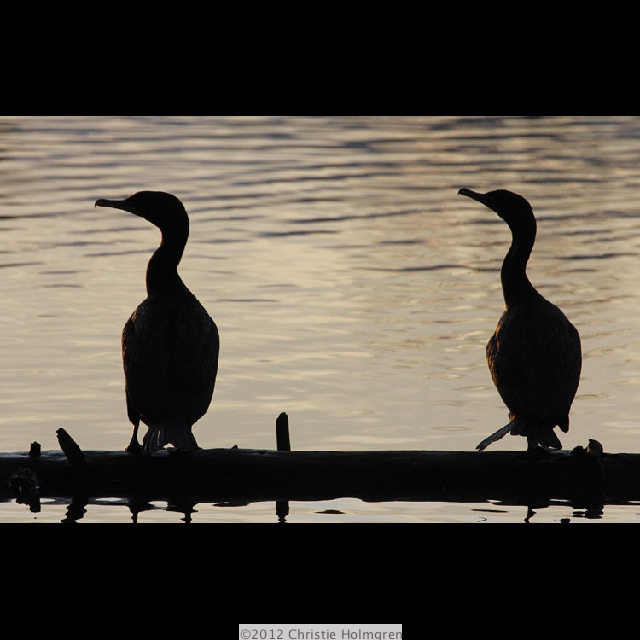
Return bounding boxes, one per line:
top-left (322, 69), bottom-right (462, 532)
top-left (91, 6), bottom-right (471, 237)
top-left (2, 115), bottom-right (640, 523)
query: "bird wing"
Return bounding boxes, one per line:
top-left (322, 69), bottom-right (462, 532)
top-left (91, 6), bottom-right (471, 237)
top-left (488, 300), bottom-right (581, 430)
top-left (122, 295), bottom-right (219, 427)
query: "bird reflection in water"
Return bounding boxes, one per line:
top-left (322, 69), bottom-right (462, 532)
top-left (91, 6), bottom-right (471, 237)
top-left (61, 499), bottom-right (198, 524)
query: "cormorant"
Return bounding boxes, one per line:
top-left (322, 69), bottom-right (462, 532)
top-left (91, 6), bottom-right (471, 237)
top-left (458, 189), bottom-right (582, 452)
top-left (95, 191), bottom-right (219, 455)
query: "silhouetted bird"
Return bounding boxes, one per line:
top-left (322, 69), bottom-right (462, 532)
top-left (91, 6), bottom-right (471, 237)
top-left (458, 189), bottom-right (582, 452)
top-left (96, 192), bottom-right (219, 455)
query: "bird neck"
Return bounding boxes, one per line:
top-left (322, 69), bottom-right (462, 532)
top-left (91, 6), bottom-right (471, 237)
top-left (501, 220), bottom-right (537, 307)
top-left (146, 229), bottom-right (188, 297)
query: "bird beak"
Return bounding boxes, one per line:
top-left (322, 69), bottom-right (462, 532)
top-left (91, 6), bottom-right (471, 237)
top-left (96, 198), bottom-right (144, 218)
top-left (458, 189), bottom-right (486, 205)
top-left (96, 198), bottom-right (128, 211)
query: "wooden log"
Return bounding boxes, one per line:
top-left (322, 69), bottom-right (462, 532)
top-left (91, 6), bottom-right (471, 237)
top-left (0, 438), bottom-right (630, 512)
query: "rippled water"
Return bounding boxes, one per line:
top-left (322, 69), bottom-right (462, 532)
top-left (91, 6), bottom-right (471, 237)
top-left (2, 115), bottom-right (640, 523)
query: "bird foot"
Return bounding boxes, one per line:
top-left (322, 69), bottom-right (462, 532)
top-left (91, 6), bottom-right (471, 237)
top-left (525, 445), bottom-right (554, 460)
top-left (126, 440), bottom-right (143, 455)
top-left (167, 446), bottom-right (202, 456)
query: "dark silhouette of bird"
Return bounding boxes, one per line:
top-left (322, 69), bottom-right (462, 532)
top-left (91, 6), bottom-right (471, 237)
top-left (95, 191), bottom-right (219, 455)
top-left (458, 188), bottom-right (582, 452)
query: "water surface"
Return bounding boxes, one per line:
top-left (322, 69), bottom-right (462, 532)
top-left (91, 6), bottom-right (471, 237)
top-left (2, 115), bottom-right (640, 523)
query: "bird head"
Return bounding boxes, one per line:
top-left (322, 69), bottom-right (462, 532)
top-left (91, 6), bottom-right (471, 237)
top-left (96, 191), bottom-right (189, 233)
top-left (458, 189), bottom-right (535, 229)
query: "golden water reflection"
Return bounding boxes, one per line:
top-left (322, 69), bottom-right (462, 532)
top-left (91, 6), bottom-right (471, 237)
top-left (1, 116), bottom-right (640, 522)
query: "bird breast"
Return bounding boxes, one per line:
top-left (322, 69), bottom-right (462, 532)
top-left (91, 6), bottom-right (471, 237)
top-left (122, 292), bottom-right (219, 426)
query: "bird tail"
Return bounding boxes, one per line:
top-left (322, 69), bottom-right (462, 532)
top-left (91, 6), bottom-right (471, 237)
top-left (476, 423), bottom-right (514, 452)
top-left (143, 424), bottom-right (200, 455)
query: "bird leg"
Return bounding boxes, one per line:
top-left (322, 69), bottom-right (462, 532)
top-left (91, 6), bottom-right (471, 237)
top-left (126, 421), bottom-right (143, 455)
top-left (125, 392), bottom-right (144, 454)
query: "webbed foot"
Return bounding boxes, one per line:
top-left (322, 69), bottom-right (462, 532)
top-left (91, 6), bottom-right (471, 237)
top-left (525, 445), bottom-right (554, 460)
top-left (126, 439), bottom-right (143, 455)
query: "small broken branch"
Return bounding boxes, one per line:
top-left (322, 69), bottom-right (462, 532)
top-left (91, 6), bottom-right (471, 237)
top-left (56, 429), bottom-right (87, 470)
top-left (276, 413), bottom-right (291, 453)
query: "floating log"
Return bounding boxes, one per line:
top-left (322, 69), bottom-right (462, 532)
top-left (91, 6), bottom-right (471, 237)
top-left (0, 432), bottom-right (633, 516)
